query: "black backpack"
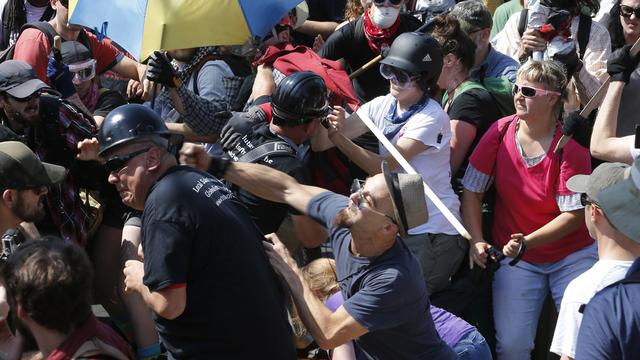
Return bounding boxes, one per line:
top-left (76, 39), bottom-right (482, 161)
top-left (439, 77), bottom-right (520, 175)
top-left (0, 2), bottom-right (54, 50)
top-left (0, 21), bottom-right (93, 63)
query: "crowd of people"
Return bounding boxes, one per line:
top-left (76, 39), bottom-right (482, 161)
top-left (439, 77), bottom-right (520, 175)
top-left (0, 0), bottom-right (639, 359)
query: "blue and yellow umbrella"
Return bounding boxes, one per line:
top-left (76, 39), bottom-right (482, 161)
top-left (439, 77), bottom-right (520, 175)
top-left (68, 0), bottom-right (304, 60)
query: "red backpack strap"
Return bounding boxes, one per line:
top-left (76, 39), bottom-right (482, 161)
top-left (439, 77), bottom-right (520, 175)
top-left (257, 103), bottom-right (273, 123)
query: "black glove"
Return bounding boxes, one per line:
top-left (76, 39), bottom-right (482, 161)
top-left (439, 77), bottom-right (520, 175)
top-left (146, 51), bottom-right (179, 88)
top-left (552, 45), bottom-right (581, 79)
top-left (220, 110), bottom-right (265, 151)
top-left (562, 111), bottom-right (592, 148)
top-left (207, 156), bottom-right (232, 179)
top-left (608, 44), bottom-right (640, 83)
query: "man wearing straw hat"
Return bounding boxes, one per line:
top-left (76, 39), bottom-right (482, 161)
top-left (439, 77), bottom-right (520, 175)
top-left (196, 156), bottom-right (456, 359)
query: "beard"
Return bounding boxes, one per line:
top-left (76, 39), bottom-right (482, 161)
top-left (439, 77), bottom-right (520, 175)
top-left (333, 208), bottom-right (356, 229)
top-left (12, 195), bottom-right (46, 223)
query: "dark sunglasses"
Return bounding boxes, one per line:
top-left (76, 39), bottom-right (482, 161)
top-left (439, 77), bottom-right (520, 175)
top-left (373, 0), bottom-right (403, 6)
top-left (620, 4), bottom-right (640, 18)
top-left (9, 91), bottom-right (41, 103)
top-left (580, 193), bottom-right (599, 207)
top-left (104, 148), bottom-right (149, 174)
top-left (513, 84), bottom-right (560, 98)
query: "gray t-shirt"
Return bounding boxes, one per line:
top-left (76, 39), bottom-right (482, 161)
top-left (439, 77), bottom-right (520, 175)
top-left (307, 192), bottom-right (457, 360)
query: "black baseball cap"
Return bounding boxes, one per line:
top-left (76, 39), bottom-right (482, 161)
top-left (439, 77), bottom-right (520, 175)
top-left (0, 141), bottom-right (65, 190)
top-left (0, 60), bottom-right (50, 99)
top-left (61, 41), bottom-right (92, 64)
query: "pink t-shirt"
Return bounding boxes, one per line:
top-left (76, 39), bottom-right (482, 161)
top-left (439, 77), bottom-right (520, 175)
top-left (468, 116), bottom-right (593, 263)
top-left (14, 28), bottom-right (122, 84)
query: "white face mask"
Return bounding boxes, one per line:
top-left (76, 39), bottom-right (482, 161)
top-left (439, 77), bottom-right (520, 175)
top-left (371, 5), bottom-right (400, 29)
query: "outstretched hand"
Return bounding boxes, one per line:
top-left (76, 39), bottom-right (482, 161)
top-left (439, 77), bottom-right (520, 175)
top-left (179, 142), bottom-right (211, 171)
top-left (324, 105), bottom-right (345, 137)
top-left (263, 233), bottom-right (303, 291)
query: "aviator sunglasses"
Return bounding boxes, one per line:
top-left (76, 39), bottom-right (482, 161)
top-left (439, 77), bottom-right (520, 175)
top-left (513, 84), bottom-right (560, 98)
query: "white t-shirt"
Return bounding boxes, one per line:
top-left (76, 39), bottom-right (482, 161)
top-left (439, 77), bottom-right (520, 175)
top-left (0, 0), bottom-right (50, 48)
top-left (356, 94), bottom-right (460, 235)
top-left (550, 258), bottom-right (634, 358)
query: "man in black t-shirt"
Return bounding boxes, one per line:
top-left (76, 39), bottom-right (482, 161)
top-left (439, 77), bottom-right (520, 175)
top-left (99, 104), bottom-right (297, 360)
top-left (220, 72), bottom-right (328, 243)
top-left (319, 0), bottom-right (421, 102)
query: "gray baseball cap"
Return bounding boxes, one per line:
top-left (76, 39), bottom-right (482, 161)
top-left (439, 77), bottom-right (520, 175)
top-left (0, 60), bottom-right (49, 98)
top-left (567, 161), bottom-right (640, 243)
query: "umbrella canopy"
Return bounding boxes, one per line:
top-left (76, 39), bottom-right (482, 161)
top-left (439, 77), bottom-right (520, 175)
top-left (68, 0), bottom-right (304, 60)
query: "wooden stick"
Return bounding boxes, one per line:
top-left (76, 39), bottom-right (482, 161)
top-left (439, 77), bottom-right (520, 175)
top-left (357, 114), bottom-right (472, 241)
top-left (349, 54), bottom-right (382, 80)
top-left (554, 37), bottom-right (640, 153)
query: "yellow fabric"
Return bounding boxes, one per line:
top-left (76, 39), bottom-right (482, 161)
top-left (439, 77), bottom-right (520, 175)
top-left (484, 0), bottom-right (503, 15)
top-left (141, 0), bottom-right (250, 59)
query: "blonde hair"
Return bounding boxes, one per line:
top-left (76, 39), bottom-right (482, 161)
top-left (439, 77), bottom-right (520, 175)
top-left (302, 258), bottom-right (340, 299)
top-left (517, 60), bottom-right (568, 118)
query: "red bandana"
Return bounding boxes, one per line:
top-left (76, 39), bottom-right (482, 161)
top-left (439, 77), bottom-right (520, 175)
top-left (362, 9), bottom-right (401, 54)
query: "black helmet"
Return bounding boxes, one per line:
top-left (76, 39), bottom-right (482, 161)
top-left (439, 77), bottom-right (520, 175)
top-left (271, 71), bottom-right (329, 125)
top-left (380, 32), bottom-right (443, 83)
top-left (98, 104), bottom-right (172, 156)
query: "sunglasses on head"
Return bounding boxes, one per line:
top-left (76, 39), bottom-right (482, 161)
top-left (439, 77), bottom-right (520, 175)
top-left (620, 4), bottom-right (640, 18)
top-left (104, 148), bottom-right (149, 174)
top-left (580, 193), bottom-right (600, 207)
top-left (373, 0), bottom-right (403, 6)
top-left (9, 91), bottom-right (41, 103)
top-left (513, 84), bottom-right (560, 98)
top-left (379, 64), bottom-right (419, 88)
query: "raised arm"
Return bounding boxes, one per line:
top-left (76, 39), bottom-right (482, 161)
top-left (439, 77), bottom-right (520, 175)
top-left (590, 81), bottom-right (635, 164)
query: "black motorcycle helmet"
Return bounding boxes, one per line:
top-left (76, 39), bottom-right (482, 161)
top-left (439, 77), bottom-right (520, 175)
top-left (379, 32), bottom-right (444, 92)
top-left (271, 71), bottom-right (329, 126)
top-left (98, 104), bottom-right (177, 157)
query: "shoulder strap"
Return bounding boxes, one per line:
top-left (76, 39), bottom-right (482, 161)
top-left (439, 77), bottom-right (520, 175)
top-left (442, 81), bottom-right (486, 105)
top-left (22, 21), bottom-right (57, 47)
top-left (577, 14), bottom-right (591, 60)
top-left (237, 141), bottom-right (296, 163)
top-left (518, 9), bottom-right (529, 38)
top-left (1, 2), bottom-right (10, 50)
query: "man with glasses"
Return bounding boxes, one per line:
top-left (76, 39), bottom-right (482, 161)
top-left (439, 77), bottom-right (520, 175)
top-left (574, 157), bottom-right (640, 359)
top-left (12, 0), bottom-right (152, 100)
top-left (548, 161), bottom-right (640, 360)
top-left (202, 158), bottom-right (456, 359)
top-left (96, 104), bottom-right (297, 359)
top-left (0, 60), bottom-right (100, 246)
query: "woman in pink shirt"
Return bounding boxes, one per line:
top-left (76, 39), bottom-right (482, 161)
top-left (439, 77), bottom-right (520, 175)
top-left (460, 60), bottom-right (597, 360)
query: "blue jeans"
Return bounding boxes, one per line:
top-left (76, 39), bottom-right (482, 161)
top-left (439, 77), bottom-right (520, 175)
top-left (454, 329), bottom-right (493, 360)
top-left (493, 242), bottom-right (597, 360)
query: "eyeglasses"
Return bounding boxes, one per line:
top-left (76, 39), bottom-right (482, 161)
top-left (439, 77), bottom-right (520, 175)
top-left (350, 179), bottom-right (398, 225)
top-left (373, 0), bottom-right (403, 7)
top-left (379, 64), bottom-right (419, 88)
top-left (620, 4), bottom-right (640, 18)
top-left (8, 91), bottom-right (41, 103)
top-left (513, 84), bottom-right (560, 98)
top-left (69, 59), bottom-right (96, 85)
top-left (580, 193), bottom-right (600, 208)
top-left (104, 148), bottom-right (149, 174)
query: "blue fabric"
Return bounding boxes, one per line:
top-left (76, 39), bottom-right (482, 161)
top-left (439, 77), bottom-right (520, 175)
top-left (492, 242), bottom-right (597, 360)
top-left (306, 192), bottom-right (457, 360)
top-left (453, 329), bottom-right (493, 360)
top-left (470, 45), bottom-right (519, 83)
top-left (238, 0), bottom-right (307, 37)
top-left (575, 257), bottom-right (640, 360)
top-left (382, 96), bottom-right (430, 140)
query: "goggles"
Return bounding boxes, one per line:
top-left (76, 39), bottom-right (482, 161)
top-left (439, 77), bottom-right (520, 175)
top-left (373, 0), bottom-right (403, 7)
top-left (513, 84), bottom-right (560, 98)
top-left (68, 59), bottom-right (97, 85)
top-left (379, 64), bottom-right (419, 88)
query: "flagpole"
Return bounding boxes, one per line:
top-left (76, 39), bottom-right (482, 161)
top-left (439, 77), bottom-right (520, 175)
top-left (357, 115), bottom-right (472, 241)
